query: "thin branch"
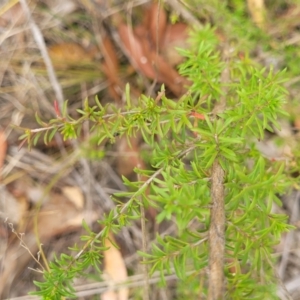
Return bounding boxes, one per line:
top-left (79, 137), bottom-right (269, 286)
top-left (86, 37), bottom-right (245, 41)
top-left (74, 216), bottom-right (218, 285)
top-left (74, 166), bottom-right (163, 260)
top-left (8, 268), bottom-right (197, 300)
top-left (74, 144), bottom-right (196, 260)
top-left (21, 106), bottom-right (176, 133)
top-left (19, 0), bottom-right (64, 110)
top-left (5, 221), bottom-right (45, 272)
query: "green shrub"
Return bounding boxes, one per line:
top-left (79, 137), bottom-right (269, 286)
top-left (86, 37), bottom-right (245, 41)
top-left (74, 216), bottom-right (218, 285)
top-left (22, 25), bottom-right (293, 299)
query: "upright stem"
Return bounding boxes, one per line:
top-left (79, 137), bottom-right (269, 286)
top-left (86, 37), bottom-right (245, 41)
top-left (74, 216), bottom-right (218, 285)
top-left (208, 159), bottom-right (225, 300)
top-left (137, 171), bottom-right (150, 300)
top-left (208, 44), bottom-right (229, 299)
top-left (140, 200), bottom-right (150, 300)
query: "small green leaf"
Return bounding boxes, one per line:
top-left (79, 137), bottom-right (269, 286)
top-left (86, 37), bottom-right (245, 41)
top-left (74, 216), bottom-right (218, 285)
top-left (220, 146), bottom-right (238, 162)
top-left (49, 127), bottom-right (58, 142)
top-left (33, 132), bottom-right (41, 146)
top-left (205, 151), bottom-right (218, 169)
top-left (205, 114), bottom-right (214, 133)
top-left (82, 219), bottom-right (92, 233)
top-left (62, 100), bottom-right (69, 117)
top-left (35, 112), bottom-right (46, 126)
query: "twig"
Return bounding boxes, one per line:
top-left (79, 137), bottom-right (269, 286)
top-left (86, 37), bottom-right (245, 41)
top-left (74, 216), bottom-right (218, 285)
top-left (6, 267), bottom-right (197, 300)
top-left (5, 221), bottom-right (45, 272)
top-left (19, 0), bottom-right (64, 110)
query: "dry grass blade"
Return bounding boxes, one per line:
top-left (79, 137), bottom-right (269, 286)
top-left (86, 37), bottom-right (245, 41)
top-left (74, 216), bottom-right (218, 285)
top-left (19, 0), bottom-right (64, 109)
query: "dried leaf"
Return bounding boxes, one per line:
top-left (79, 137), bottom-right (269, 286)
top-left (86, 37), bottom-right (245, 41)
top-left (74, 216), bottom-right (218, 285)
top-left (117, 0), bottom-right (190, 97)
top-left (119, 22), bottom-right (186, 96)
top-left (145, 2), bottom-right (167, 49)
top-left (102, 234), bottom-right (128, 300)
top-left (101, 36), bottom-right (119, 76)
top-left (148, 49), bottom-right (187, 96)
top-left (118, 23), bottom-right (157, 79)
top-left (62, 186), bottom-right (84, 209)
top-left (101, 36), bottom-right (122, 102)
top-left (37, 192), bottom-right (87, 238)
top-left (162, 23), bottom-right (189, 66)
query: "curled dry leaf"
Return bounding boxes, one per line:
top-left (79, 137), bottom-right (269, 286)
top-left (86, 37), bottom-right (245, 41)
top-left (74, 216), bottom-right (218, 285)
top-left (102, 234), bottom-right (128, 300)
top-left (118, 3), bottom-right (190, 97)
top-left (148, 48), bottom-right (187, 96)
top-left (119, 22), bottom-right (186, 96)
top-left (118, 23), bottom-right (158, 80)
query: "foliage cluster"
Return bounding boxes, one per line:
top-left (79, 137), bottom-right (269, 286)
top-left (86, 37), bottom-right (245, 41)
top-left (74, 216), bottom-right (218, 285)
top-left (20, 26), bottom-right (294, 299)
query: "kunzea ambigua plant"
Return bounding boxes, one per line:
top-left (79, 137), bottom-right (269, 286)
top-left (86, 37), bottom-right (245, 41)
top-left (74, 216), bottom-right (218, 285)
top-left (18, 26), bottom-right (293, 299)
